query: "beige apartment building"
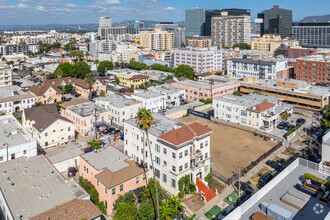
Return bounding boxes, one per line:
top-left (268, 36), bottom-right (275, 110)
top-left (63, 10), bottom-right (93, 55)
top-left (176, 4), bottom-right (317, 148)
top-left (0, 63), bottom-right (12, 87)
top-left (251, 34), bottom-right (299, 52)
top-left (140, 29), bottom-right (174, 50)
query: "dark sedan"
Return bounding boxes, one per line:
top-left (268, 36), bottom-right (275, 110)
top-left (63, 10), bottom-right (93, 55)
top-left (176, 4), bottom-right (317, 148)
top-left (277, 121), bottom-right (288, 129)
top-left (266, 160), bottom-right (284, 171)
top-left (258, 173), bottom-right (273, 188)
top-left (234, 181), bottom-right (254, 195)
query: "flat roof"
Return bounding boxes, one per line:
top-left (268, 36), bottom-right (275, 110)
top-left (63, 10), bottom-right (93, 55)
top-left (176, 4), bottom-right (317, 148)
top-left (94, 94), bottom-right (141, 108)
top-left (132, 91), bottom-right (163, 99)
top-left (48, 148), bottom-right (83, 164)
top-left (173, 78), bottom-right (239, 90)
top-left (297, 55), bottom-right (330, 62)
top-left (214, 93), bottom-right (280, 108)
top-left (67, 102), bottom-right (108, 117)
top-left (229, 57), bottom-right (288, 65)
top-left (0, 115), bottom-right (35, 148)
top-left (81, 147), bottom-right (129, 172)
top-left (242, 79), bottom-right (330, 97)
top-left (239, 164), bottom-right (330, 220)
top-left (150, 84), bottom-right (185, 94)
top-left (0, 156), bottom-right (88, 219)
top-left (0, 85), bottom-right (32, 99)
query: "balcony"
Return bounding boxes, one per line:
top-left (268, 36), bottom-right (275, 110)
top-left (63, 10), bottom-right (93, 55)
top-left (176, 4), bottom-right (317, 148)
top-left (190, 150), bottom-right (202, 160)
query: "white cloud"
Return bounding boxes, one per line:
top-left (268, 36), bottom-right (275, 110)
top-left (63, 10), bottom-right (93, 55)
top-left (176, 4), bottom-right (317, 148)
top-left (65, 3), bottom-right (77, 8)
top-left (17, 3), bottom-right (32, 9)
top-left (18, 0), bottom-right (32, 2)
top-left (36, 5), bottom-right (47, 12)
top-left (164, 6), bottom-right (175, 11)
top-left (95, 0), bottom-right (121, 5)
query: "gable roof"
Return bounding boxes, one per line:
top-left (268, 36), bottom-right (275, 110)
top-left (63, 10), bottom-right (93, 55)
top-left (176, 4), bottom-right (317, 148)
top-left (24, 104), bottom-right (72, 132)
top-left (251, 101), bottom-right (275, 112)
top-left (30, 198), bottom-right (101, 220)
top-left (158, 122), bottom-right (212, 147)
top-left (130, 75), bottom-right (149, 80)
top-left (28, 84), bottom-right (62, 96)
top-left (43, 77), bottom-right (105, 90)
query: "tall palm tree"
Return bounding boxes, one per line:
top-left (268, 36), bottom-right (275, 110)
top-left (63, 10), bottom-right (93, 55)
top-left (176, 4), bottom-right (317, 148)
top-left (136, 108), bottom-right (160, 220)
top-left (85, 52), bottom-right (90, 62)
top-left (84, 73), bottom-right (95, 100)
top-left (168, 196), bottom-right (184, 215)
top-left (94, 59), bottom-right (99, 72)
top-left (159, 202), bottom-right (175, 220)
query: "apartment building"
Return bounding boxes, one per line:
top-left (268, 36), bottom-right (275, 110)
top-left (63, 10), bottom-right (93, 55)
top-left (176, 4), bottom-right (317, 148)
top-left (213, 93), bottom-right (293, 132)
top-left (293, 22), bottom-right (330, 48)
top-left (23, 104), bottom-right (75, 149)
top-left (321, 131), bottom-right (330, 164)
top-left (115, 70), bottom-right (150, 89)
top-left (211, 12), bottom-right (251, 47)
top-left (124, 114), bottom-right (213, 195)
top-left (295, 55), bottom-right (330, 84)
top-left (275, 47), bottom-right (317, 58)
top-left (62, 102), bottom-right (111, 136)
top-left (140, 29), bottom-right (174, 50)
top-left (0, 156), bottom-right (90, 220)
top-left (0, 115), bottom-right (37, 163)
top-left (89, 40), bottom-right (117, 56)
top-left (0, 63), bottom-right (13, 87)
top-left (154, 22), bottom-right (185, 48)
top-left (79, 147), bottom-right (147, 215)
top-left (171, 46), bottom-right (224, 74)
top-left (251, 34), bottom-right (299, 52)
top-left (227, 57), bottom-right (290, 79)
top-left (0, 85), bottom-right (35, 114)
top-left (0, 44), bottom-right (29, 55)
top-left (28, 84), bottom-right (63, 104)
top-left (94, 94), bottom-right (142, 128)
top-left (187, 36), bottom-right (212, 48)
top-left (148, 84), bottom-right (186, 107)
top-left (171, 77), bottom-right (240, 102)
top-left (131, 91), bottom-right (165, 113)
top-left (240, 78), bottom-right (329, 111)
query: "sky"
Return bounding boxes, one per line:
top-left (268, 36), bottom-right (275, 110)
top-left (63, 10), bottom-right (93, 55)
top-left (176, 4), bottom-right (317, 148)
top-left (0, 0), bottom-right (329, 25)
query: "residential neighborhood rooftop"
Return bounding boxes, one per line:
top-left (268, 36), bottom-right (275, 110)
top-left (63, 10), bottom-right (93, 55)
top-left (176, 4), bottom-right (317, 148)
top-left (0, 85), bottom-right (33, 101)
top-left (132, 90), bottom-right (164, 99)
top-left (48, 148), bottom-right (83, 164)
top-left (172, 78), bottom-right (239, 90)
top-left (67, 102), bottom-right (108, 117)
top-left (0, 115), bottom-right (34, 148)
top-left (0, 156), bottom-right (88, 219)
top-left (94, 94), bottom-right (141, 108)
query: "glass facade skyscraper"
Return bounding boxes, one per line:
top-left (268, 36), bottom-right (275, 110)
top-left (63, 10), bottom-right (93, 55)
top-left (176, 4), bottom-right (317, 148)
top-left (259, 5), bottom-right (292, 38)
top-left (185, 9), bottom-right (205, 37)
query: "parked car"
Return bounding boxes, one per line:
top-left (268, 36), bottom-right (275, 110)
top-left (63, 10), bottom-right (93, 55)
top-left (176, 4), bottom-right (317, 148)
top-left (68, 167), bottom-right (76, 177)
top-left (217, 205), bottom-right (235, 219)
top-left (258, 173), bottom-right (273, 188)
top-left (235, 194), bottom-right (251, 207)
top-left (74, 93), bottom-right (80, 97)
top-left (266, 160), bottom-right (284, 171)
top-left (83, 147), bottom-right (93, 153)
top-left (103, 128), bottom-right (115, 134)
top-left (234, 181), bottom-right (254, 195)
top-left (277, 121), bottom-right (288, 129)
top-left (315, 129), bottom-right (324, 138)
top-left (112, 129), bottom-right (121, 134)
top-left (296, 118), bottom-right (306, 124)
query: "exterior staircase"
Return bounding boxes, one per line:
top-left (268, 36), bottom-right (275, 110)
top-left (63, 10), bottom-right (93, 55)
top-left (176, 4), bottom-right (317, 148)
top-left (196, 177), bottom-right (216, 202)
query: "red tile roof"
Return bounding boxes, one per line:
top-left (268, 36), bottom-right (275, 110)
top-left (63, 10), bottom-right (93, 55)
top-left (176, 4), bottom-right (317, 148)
top-left (130, 75), bottom-right (149, 80)
top-left (252, 101), bottom-right (275, 112)
top-left (158, 122), bottom-right (212, 147)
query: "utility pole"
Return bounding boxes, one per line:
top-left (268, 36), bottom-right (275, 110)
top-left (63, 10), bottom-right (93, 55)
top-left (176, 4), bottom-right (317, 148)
top-left (238, 161), bottom-right (241, 197)
top-left (209, 79), bottom-right (214, 100)
top-left (94, 108), bottom-right (98, 140)
top-left (162, 97), bottom-right (165, 116)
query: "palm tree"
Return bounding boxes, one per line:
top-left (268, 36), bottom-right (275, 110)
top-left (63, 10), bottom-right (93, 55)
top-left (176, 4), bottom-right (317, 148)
top-left (168, 196), bottom-right (184, 215)
top-left (85, 52), bottom-right (90, 62)
top-left (84, 73), bottom-right (96, 100)
top-left (94, 59), bottom-right (99, 72)
top-left (159, 202), bottom-right (175, 220)
top-left (77, 51), bottom-right (84, 61)
top-left (136, 108), bottom-right (160, 220)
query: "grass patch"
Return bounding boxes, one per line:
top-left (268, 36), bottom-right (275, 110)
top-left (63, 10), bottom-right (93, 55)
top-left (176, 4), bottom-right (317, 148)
top-left (208, 178), bottom-right (220, 188)
top-left (205, 205), bottom-right (222, 219)
top-left (224, 191), bottom-right (241, 205)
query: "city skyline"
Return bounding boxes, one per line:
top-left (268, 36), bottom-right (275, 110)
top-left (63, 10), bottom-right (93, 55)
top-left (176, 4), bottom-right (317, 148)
top-left (0, 0), bottom-right (329, 25)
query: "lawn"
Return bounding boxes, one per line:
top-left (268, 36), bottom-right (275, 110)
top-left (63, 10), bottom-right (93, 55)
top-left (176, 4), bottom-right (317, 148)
top-left (224, 191), bottom-right (241, 205)
top-left (205, 205), bottom-right (222, 219)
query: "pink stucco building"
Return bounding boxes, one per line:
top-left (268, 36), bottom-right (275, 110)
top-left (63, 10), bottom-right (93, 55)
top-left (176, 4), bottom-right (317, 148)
top-left (171, 77), bottom-right (240, 102)
top-left (79, 147), bottom-right (147, 216)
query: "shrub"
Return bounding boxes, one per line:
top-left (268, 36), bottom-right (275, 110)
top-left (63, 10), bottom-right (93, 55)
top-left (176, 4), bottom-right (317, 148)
top-left (263, 137), bottom-right (268, 141)
top-left (205, 171), bottom-right (213, 182)
top-left (302, 173), bottom-right (330, 186)
top-left (247, 181), bottom-right (251, 185)
top-left (178, 192), bottom-right (184, 198)
top-left (98, 201), bottom-right (107, 215)
top-left (281, 113), bottom-right (290, 120)
top-left (254, 132), bottom-right (258, 136)
top-left (258, 172), bottom-right (262, 177)
top-left (90, 188), bottom-right (99, 205)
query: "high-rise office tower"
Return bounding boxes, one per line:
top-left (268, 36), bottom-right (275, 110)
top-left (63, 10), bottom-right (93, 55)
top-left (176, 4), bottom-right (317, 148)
top-left (293, 22), bottom-right (330, 48)
top-left (185, 9), bottom-right (205, 37)
top-left (154, 22), bottom-right (185, 48)
top-left (211, 12), bottom-right (251, 47)
top-left (98, 17), bottom-right (112, 39)
top-left (258, 5), bottom-right (292, 38)
top-left (132, 21), bottom-right (145, 34)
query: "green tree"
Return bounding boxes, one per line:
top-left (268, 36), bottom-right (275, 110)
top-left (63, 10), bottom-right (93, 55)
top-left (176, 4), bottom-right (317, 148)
top-left (84, 73), bottom-right (96, 100)
top-left (99, 90), bottom-right (105, 96)
top-left (174, 65), bottom-right (195, 80)
top-left (164, 74), bottom-right (174, 81)
top-left (90, 188), bottom-right (99, 205)
top-left (159, 201), bottom-right (175, 220)
top-left (115, 78), bottom-right (120, 84)
top-left (64, 84), bottom-right (74, 93)
top-left (55, 63), bottom-right (75, 77)
top-left (233, 91), bottom-right (243, 96)
top-left (113, 192), bottom-right (135, 209)
top-left (138, 201), bottom-right (155, 220)
top-left (120, 62), bottom-right (125, 68)
top-left (129, 61), bottom-right (148, 70)
top-left (98, 201), bottom-right (107, 215)
top-left (94, 59), bottom-right (100, 70)
top-left (113, 202), bottom-right (138, 220)
top-left (115, 62), bottom-right (120, 68)
top-left (96, 36), bottom-right (101, 41)
top-left (97, 60), bottom-right (113, 73)
top-left (168, 196), bottom-right (184, 213)
top-left (321, 105), bottom-right (330, 129)
top-left (233, 43), bottom-right (251, 50)
top-left (74, 61), bottom-right (91, 79)
top-left (151, 64), bottom-right (174, 72)
top-left (87, 139), bottom-right (101, 150)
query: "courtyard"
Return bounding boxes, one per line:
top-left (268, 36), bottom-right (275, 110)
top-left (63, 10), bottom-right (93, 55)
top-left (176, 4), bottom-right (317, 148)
top-left (178, 115), bottom-right (278, 179)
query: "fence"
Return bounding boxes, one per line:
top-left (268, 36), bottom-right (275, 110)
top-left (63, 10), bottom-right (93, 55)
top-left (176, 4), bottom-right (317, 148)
top-left (212, 142), bottom-right (283, 186)
top-left (211, 117), bottom-right (284, 142)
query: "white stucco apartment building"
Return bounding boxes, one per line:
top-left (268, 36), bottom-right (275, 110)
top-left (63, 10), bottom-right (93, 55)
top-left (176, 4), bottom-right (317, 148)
top-left (0, 114), bottom-right (37, 163)
top-left (124, 114), bottom-right (213, 195)
top-left (213, 94), bottom-right (293, 132)
top-left (131, 91), bottom-right (165, 113)
top-left (148, 84), bottom-right (185, 107)
top-left (94, 94), bottom-right (142, 128)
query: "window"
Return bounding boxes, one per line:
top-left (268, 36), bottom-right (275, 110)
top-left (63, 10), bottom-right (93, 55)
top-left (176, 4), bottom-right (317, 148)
top-left (11, 153), bottom-right (15, 160)
top-left (163, 173), bottom-right (167, 183)
top-left (155, 168), bottom-right (160, 178)
top-left (120, 184), bottom-right (124, 192)
top-left (136, 177), bottom-right (140, 184)
top-left (23, 150), bottom-right (27, 154)
top-left (185, 150), bottom-right (188, 156)
top-left (112, 188), bottom-right (116, 195)
top-left (205, 141), bottom-right (208, 146)
top-left (155, 144), bottom-right (160, 153)
top-left (185, 162), bottom-right (188, 169)
top-left (200, 155), bottom-right (203, 161)
top-left (45, 132), bottom-right (48, 137)
top-left (97, 180), bottom-right (99, 186)
top-left (172, 166), bottom-right (176, 172)
top-left (171, 178), bottom-right (176, 188)
top-left (105, 200), bottom-right (107, 209)
top-left (163, 161), bottom-right (167, 167)
top-left (163, 148), bottom-right (167, 154)
top-left (86, 168), bottom-right (88, 174)
top-left (143, 174), bottom-right (146, 181)
top-left (84, 166), bottom-right (86, 171)
top-left (205, 153), bottom-right (208, 159)
top-left (0, 156), bottom-right (3, 161)
top-left (68, 127), bottom-right (71, 131)
top-left (105, 188), bottom-right (107, 194)
top-left (172, 152), bottom-right (176, 159)
top-left (200, 143), bottom-right (203, 149)
top-left (155, 156), bottom-right (160, 165)
top-left (179, 152), bottom-right (183, 159)
top-left (179, 166), bottom-right (183, 172)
